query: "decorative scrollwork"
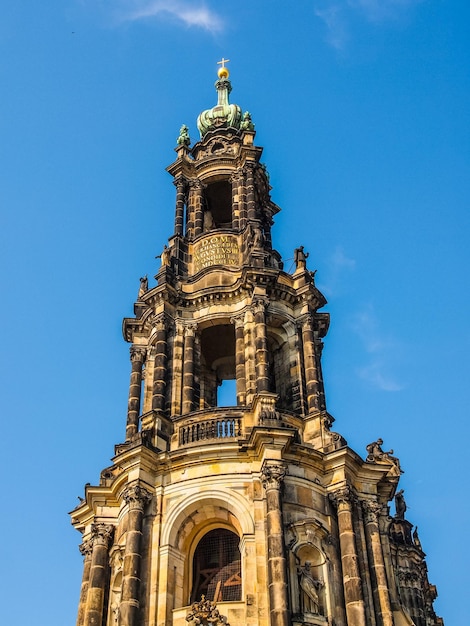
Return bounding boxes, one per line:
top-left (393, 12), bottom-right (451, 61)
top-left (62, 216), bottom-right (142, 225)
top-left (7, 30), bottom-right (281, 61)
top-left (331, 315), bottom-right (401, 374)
top-left (186, 596), bottom-right (230, 625)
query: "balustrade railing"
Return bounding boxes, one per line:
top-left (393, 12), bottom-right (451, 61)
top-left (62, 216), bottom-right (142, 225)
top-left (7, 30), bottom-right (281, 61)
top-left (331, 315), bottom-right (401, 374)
top-left (179, 415), bottom-right (242, 445)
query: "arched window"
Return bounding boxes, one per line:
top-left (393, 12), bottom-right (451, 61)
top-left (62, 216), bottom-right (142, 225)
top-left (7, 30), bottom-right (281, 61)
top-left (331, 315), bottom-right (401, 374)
top-left (191, 529), bottom-right (241, 603)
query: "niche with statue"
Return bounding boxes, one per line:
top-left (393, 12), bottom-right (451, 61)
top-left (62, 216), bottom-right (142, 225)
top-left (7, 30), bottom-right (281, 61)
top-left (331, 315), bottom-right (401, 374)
top-left (286, 520), bottom-right (329, 625)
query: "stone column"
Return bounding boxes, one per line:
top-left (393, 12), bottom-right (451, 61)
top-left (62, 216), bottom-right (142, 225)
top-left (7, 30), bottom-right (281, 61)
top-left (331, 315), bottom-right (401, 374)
top-left (252, 298), bottom-right (270, 393)
top-left (174, 176), bottom-right (186, 236)
top-left (261, 462), bottom-right (289, 626)
top-left (362, 501), bottom-right (393, 626)
top-left (191, 180), bottom-right (204, 238)
top-left (119, 484), bottom-right (152, 626)
top-left (314, 335), bottom-right (327, 411)
top-left (76, 539), bottom-right (93, 626)
top-left (182, 323), bottom-right (197, 414)
top-left (84, 523), bottom-right (114, 626)
top-left (244, 309), bottom-right (257, 404)
top-left (231, 313), bottom-right (246, 405)
top-left (245, 163), bottom-right (256, 222)
top-left (186, 180), bottom-right (202, 239)
top-left (230, 170), bottom-right (242, 231)
top-left (126, 346), bottom-right (146, 441)
top-left (170, 321), bottom-right (184, 416)
top-left (300, 314), bottom-right (320, 413)
top-left (330, 487), bottom-right (367, 626)
top-left (151, 317), bottom-right (168, 413)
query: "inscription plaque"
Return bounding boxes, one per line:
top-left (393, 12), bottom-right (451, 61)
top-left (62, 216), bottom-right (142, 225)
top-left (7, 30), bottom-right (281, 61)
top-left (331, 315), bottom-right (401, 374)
top-left (193, 235), bottom-right (240, 272)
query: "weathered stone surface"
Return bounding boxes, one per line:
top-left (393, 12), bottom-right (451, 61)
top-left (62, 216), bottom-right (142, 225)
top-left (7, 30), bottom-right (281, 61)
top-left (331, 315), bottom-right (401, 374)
top-left (71, 68), bottom-right (443, 626)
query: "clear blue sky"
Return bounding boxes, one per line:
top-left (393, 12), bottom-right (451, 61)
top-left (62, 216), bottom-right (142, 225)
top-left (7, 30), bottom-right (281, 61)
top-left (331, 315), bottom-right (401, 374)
top-left (1, 2), bottom-right (468, 624)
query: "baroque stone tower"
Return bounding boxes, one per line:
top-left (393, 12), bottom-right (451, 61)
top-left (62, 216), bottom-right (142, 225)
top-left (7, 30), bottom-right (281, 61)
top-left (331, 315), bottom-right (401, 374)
top-left (71, 64), bottom-right (443, 626)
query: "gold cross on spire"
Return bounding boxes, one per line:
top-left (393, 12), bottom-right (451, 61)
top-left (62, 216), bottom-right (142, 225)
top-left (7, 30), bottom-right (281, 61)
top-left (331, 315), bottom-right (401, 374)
top-left (217, 57), bottom-right (230, 79)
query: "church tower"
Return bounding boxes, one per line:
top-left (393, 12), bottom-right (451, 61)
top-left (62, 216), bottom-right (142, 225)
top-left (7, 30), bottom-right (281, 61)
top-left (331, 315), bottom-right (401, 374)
top-left (71, 64), bottom-right (443, 626)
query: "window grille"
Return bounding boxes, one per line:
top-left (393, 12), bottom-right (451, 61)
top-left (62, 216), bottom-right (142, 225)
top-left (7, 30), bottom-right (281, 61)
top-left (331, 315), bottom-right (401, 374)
top-left (191, 529), bottom-right (241, 603)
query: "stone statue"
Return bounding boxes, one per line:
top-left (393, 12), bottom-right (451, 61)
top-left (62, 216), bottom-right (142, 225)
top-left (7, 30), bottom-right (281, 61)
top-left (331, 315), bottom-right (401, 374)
top-left (250, 224), bottom-right (263, 248)
top-left (204, 209), bottom-right (215, 231)
top-left (297, 561), bottom-right (323, 614)
top-left (240, 111), bottom-right (255, 131)
top-left (138, 275), bottom-right (148, 299)
top-left (294, 246), bottom-right (309, 271)
top-left (366, 438), bottom-right (402, 472)
top-left (413, 526), bottom-right (422, 550)
top-left (395, 489), bottom-right (407, 519)
top-left (156, 245), bottom-right (171, 267)
top-left (177, 124), bottom-right (190, 146)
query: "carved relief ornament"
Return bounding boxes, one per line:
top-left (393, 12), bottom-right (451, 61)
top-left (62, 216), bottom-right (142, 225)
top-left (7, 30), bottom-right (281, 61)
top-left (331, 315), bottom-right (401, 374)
top-left (186, 596), bottom-right (229, 626)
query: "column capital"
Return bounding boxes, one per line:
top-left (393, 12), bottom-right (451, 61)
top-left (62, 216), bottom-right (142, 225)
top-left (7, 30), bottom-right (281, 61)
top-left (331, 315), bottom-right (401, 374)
top-left (130, 345), bottom-right (146, 362)
top-left (261, 462), bottom-right (287, 489)
top-left (122, 483), bottom-right (152, 510)
top-left (329, 485), bottom-right (354, 508)
top-left (298, 313), bottom-right (314, 330)
top-left (361, 499), bottom-right (382, 523)
top-left (183, 322), bottom-right (198, 337)
top-left (188, 178), bottom-right (203, 190)
top-left (230, 312), bottom-right (246, 328)
top-left (173, 175), bottom-right (187, 187)
top-left (90, 523), bottom-right (114, 547)
top-left (251, 296), bottom-right (269, 315)
top-left (79, 538), bottom-right (93, 558)
top-left (229, 169), bottom-right (243, 184)
top-left (150, 312), bottom-right (168, 332)
top-left (242, 161), bottom-right (257, 174)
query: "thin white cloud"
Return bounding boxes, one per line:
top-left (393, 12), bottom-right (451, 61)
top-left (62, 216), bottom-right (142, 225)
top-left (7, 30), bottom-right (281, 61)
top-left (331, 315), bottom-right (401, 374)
top-left (349, 0), bottom-right (423, 23)
top-left (357, 360), bottom-right (403, 391)
top-left (351, 304), bottom-right (404, 391)
top-left (117, 1), bottom-right (223, 32)
top-left (314, 4), bottom-right (349, 50)
top-left (318, 245), bottom-right (356, 296)
top-left (315, 0), bottom-right (424, 49)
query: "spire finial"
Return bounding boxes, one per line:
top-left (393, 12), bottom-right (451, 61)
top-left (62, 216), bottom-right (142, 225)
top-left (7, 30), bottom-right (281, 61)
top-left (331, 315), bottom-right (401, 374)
top-left (217, 57), bottom-right (230, 79)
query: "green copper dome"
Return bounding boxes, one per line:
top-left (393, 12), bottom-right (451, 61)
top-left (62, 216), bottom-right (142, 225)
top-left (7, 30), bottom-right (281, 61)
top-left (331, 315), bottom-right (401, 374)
top-left (197, 75), bottom-right (242, 137)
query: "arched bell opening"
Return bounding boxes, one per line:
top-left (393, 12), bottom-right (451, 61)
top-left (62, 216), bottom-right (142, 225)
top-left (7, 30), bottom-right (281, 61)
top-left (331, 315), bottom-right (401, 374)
top-left (266, 322), bottom-right (299, 412)
top-left (203, 180), bottom-right (232, 230)
top-left (200, 324), bottom-right (236, 407)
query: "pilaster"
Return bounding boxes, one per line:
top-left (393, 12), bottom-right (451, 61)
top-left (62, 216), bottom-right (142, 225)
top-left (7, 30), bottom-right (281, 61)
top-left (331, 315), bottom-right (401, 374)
top-left (261, 461), bottom-right (289, 626)
top-left (84, 523), bottom-right (114, 626)
top-left (120, 484), bottom-right (152, 626)
top-left (126, 346), bottom-right (146, 440)
top-left (361, 500), bottom-right (393, 626)
top-left (330, 487), bottom-right (367, 626)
